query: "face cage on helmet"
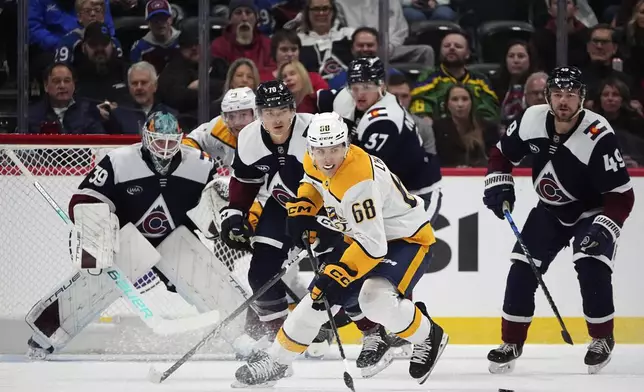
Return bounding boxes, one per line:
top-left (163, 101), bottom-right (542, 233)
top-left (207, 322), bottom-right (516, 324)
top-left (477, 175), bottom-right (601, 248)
top-left (143, 129), bottom-right (183, 161)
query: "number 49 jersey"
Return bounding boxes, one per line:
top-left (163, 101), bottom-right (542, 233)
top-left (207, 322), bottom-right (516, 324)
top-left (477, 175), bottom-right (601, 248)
top-left (492, 104), bottom-right (633, 225)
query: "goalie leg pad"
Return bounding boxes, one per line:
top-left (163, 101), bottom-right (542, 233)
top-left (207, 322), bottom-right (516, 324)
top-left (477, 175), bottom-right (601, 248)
top-left (155, 225), bottom-right (249, 341)
top-left (26, 223), bottom-right (161, 352)
top-left (70, 203), bottom-right (120, 269)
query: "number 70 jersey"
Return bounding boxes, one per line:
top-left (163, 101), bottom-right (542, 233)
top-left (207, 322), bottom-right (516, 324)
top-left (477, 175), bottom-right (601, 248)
top-left (302, 145), bottom-right (435, 264)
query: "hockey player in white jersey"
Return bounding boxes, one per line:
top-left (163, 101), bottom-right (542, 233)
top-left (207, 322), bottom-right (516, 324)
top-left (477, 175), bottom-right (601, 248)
top-left (25, 112), bottom-right (249, 359)
top-left (484, 67), bottom-right (634, 374)
top-left (318, 57), bottom-right (442, 224)
top-left (183, 87), bottom-right (256, 169)
top-left (234, 112), bottom-right (448, 387)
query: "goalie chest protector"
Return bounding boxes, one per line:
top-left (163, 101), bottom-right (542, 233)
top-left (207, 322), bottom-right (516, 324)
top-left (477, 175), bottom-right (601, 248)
top-left (73, 144), bottom-right (217, 246)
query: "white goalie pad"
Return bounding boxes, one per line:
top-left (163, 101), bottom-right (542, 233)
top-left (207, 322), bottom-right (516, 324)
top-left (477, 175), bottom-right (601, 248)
top-left (26, 223), bottom-right (161, 352)
top-left (69, 203), bottom-right (120, 269)
top-left (187, 176), bottom-right (231, 237)
top-left (155, 225), bottom-right (250, 342)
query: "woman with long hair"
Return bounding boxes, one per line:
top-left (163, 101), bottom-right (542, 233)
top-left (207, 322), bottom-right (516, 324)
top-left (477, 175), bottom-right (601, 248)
top-left (432, 84), bottom-right (500, 167)
top-left (211, 58), bottom-right (261, 117)
top-left (278, 60), bottom-right (318, 113)
top-left (623, 0), bottom-right (644, 85)
top-left (490, 40), bottom-right (539, 126)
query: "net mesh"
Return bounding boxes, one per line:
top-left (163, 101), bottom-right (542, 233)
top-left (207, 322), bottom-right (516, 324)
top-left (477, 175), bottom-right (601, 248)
top-left (0, 138), bottom-right (252, 355)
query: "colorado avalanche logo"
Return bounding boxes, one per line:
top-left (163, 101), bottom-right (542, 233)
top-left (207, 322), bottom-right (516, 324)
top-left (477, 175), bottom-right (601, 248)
top-left (135, 195), bottom-right (176, 238)
top-left (534, 162), bottom-right (576, 206)
top-left (271, 183), bottom-right (295, 207)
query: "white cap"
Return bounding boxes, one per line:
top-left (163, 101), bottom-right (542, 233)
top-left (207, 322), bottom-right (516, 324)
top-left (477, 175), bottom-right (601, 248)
top-left (221, 87), bottom-right (256, 113)
top-left (307, 112), bottom-right (348, 149)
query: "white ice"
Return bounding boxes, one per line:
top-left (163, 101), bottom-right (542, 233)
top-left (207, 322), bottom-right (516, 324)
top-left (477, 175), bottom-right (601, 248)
top-left (2, 345), bottom-right (644, 392)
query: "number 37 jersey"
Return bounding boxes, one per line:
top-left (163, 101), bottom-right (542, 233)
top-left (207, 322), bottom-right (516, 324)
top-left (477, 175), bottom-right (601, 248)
top-left (300, 145), bottom-right (435, 277)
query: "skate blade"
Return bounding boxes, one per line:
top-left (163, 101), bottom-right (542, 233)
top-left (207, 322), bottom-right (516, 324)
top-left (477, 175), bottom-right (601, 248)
top-left (417, 333), bottom-right (449, 385)
top-left (26, 347), bottom-right (50, 361)
top-left (231, 380), bottom-right (277, 388)
top-left (588, 356), bottom-right (612, 374)
top-left (360, 349), bottom-right (395, 379)
top-left (488, 359), bottom-right (516, 374)
top-left (305, 340), bottom-right (331, 359)
top-left (393, 343), bottom-right (413, 358)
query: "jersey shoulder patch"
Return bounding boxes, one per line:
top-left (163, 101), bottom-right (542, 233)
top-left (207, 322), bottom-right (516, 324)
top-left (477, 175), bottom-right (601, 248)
top-left (237, 119), bottom-right (272, 165)
top-left (566, 111), bottom-right (615, 165)
top-left (172, 145), bottom-right (215, 184)
top-left (327, 146), bottom-right (374, 201)
top-left (513, 104), bottom-right (549, 140)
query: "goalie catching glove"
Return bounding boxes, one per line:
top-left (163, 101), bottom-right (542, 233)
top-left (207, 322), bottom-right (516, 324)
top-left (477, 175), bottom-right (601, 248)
top-left (310, 261), bottom-right (358, 309)
top-left (220, 207), bottom-right (254, 250)
top-left (69, 203), bottom-right (120, 269)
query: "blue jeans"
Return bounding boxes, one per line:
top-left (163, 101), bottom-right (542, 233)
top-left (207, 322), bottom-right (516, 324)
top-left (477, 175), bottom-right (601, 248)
top-left (402, 5), bottom-right (457, 22)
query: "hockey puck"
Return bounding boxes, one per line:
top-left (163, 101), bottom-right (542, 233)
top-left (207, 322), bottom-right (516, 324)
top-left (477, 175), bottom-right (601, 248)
top-left (147, 367), bottom-right (163, 384)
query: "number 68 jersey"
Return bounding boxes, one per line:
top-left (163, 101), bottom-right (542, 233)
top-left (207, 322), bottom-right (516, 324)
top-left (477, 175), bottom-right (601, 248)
top-left (489, 104), bottom-right (634, 226)
top-left (300, 145), bottom-right (436, 278)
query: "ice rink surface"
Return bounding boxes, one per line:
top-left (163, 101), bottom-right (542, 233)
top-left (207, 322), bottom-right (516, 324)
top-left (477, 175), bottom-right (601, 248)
top-left (2, 345), bottom-right (643, 392)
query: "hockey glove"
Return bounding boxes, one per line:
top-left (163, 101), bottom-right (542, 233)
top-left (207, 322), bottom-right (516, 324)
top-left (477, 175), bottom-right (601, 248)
top-left (483, 172), bottom-right (516, 220)
top-left (310, 262), bottom-right (357, 310)
top-left (220, 207), bottom-right (254, 251)
top-left (575, 215), bottom-right (621, 256)
top-left (286, 197), bottom-right (337, 253)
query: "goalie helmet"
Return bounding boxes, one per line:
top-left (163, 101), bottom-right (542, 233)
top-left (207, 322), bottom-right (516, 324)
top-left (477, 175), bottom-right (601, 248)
top-left (142, 111), bottom-right (183, 174)
top-left (307, 112), bottom-right (349, 149)
top-left (348, 57), bottom-right (385, 86)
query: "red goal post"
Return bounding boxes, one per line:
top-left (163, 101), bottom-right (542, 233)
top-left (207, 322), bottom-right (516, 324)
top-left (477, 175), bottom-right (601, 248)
top-left (0, 134), bottom-right (252, 355)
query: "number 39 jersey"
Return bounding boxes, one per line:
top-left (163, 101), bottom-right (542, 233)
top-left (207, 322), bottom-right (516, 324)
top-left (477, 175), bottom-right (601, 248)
top-left (69, 144), bottom-right (217, 246)
top-left (300, 145), bottom-right (436, 278)
top-left (491, 104), bottom-right (633, 225)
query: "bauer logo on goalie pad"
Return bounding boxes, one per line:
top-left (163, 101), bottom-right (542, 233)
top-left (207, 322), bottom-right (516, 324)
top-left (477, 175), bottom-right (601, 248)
top-left (135, 195), bottom-right (176, 238)
top-left (107, 269), bottom-right (154, 319)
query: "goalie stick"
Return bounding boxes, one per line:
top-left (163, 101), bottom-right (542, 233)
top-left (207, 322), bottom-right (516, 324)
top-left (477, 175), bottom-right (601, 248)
top-left (3, 148), bottom-right (221, 336)
top-left (147, 248), bottom-right (308, 384)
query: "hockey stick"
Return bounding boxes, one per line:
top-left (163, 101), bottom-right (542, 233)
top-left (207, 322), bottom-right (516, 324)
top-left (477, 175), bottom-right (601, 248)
top-left (302, 232), bottom-right (356, 392)
top-left (502, 203), bottom-right (574, 345)
top-left (3, 148), bottom-right (221, 336)
top-left (147, 249), bottom-right (308, 384)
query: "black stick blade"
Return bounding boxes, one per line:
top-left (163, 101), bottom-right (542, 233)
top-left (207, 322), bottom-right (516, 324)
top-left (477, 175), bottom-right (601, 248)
top-left (344, 371), bottom-right (356, 392)
top-left (561, 330), bottom-right (574, 345)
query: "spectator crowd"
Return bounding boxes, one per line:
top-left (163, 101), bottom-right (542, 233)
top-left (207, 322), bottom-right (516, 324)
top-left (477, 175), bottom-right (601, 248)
top-left (0, 0), bottom-right (643, 167)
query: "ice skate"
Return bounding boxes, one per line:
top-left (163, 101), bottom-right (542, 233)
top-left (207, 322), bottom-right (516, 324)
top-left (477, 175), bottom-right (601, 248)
top-left (409, 302), bottom-right (449, 384)
top-left (585, 335), bottom-right (614, 374)
top-left (356, 324), bottom-right (395, 378)
top-left (232, 350), bottom-right (289, 388)
top-left (488, 343), bottom-right (523, 374)
top-left (305, 327), bottom-right (333, 359)
top-left (386, 332), bottom-right (413, 357)
top-left (26, 337), bottom-right (53, 360)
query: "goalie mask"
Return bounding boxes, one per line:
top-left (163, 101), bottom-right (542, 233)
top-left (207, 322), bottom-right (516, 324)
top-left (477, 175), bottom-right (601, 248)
top-left (221, 87), bottom-right (256, 137)
top-left (546, 66), bottom-right (586, 122)
top-left (307, 112), bottom-right (349, 177)
top-left (142, 111), bottom-right (183, 174)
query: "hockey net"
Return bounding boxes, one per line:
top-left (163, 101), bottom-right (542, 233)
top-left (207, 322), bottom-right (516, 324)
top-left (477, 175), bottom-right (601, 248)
top-left (0, 134), bottom-right (252, 355)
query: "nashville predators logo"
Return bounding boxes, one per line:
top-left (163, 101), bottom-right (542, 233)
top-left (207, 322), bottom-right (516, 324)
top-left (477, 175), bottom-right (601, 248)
top-left (323, 207), bottom-right (349, 232)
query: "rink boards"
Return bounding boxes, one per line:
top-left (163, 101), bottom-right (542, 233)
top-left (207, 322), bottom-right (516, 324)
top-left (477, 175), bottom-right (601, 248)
top-left (0, 170), bottom-right (642, 353)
